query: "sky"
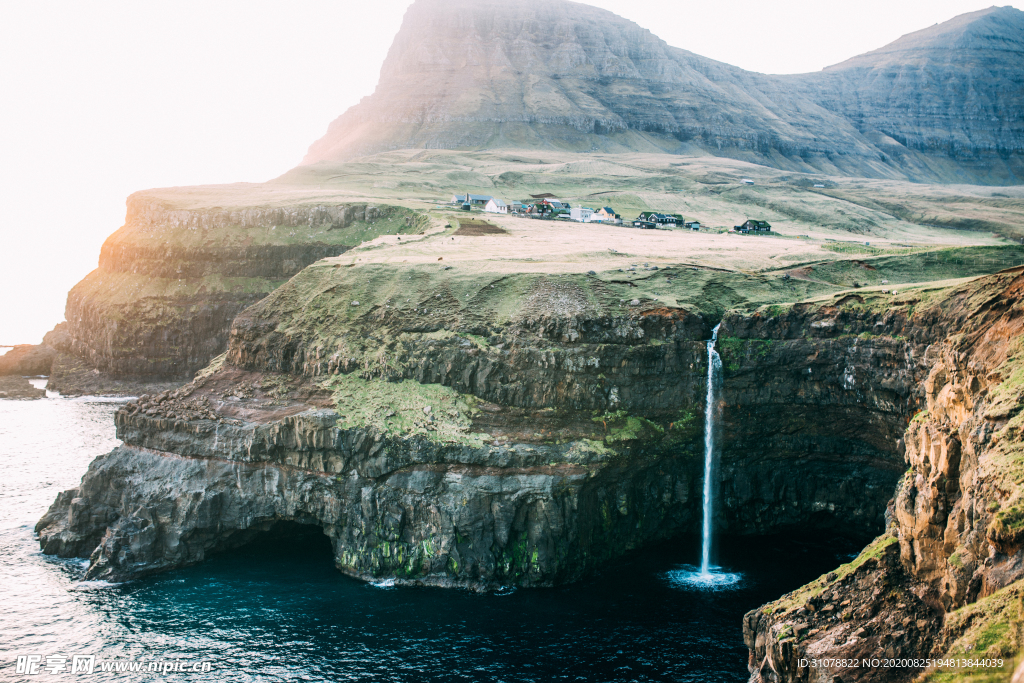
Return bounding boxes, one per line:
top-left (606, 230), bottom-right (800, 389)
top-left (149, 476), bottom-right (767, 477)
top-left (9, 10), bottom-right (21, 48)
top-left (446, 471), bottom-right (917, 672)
top-left (0, 0), bottom-right (1019, 344)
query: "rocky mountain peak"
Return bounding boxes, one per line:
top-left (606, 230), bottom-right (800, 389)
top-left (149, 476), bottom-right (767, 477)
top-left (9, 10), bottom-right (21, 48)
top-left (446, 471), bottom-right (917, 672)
top-left (301, 0), bottom-right (1024, 184)
top-left (826, 5), bottom-right (1024, 69)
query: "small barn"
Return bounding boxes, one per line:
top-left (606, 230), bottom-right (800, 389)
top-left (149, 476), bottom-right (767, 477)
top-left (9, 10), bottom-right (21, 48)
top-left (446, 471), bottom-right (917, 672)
top-left (684, 221), bottom-right (700, 230)
top-left (632, 219), bottom-right (658, 229)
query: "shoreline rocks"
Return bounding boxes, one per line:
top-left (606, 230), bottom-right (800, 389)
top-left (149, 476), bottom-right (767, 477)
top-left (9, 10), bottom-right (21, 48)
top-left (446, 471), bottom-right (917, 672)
top-left (0, 375), bottom-right (45, 399)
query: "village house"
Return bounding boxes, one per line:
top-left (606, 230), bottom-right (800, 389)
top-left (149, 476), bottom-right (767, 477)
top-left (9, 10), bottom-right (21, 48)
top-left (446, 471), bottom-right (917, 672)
top-left (684, 221), bottom-right (700, 230)
top-left (636, 211), bottom-right (682, 226)
top-left (570, 206), bottom-right (594, 222)
top-left (594, 207), bottom-right (619, 221)
top-left (733, 220), bottom-right (772, 233)
top-left (525, 198), bottom-right (570, 217)
top-left (451, 193), bottom-right (493, 207)
top-left (484, 198), bottom-right (508, 214)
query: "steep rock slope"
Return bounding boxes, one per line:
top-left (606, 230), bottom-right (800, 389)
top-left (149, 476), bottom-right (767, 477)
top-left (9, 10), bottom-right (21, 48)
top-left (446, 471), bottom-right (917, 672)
top-left (49, 194), bottom-right (424, 393)
top-left (302, 0), bottom-right (882, 176)
top-left (786, 6), bottom-right (1024, 184)
top-left (740, 268), bottom-right (1024, 682)
top-left (302, 0), bottom-right (1024, 184)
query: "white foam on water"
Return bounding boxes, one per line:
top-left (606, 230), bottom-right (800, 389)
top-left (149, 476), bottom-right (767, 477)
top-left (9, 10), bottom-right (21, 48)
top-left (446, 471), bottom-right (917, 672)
top-left (70, 580), bottom-right (122, 591)
top-left (665, 565), bottom-right (743, 591)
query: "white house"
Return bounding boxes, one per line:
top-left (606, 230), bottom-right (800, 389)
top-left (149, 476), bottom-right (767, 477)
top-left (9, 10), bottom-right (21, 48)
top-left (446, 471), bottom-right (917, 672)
top-left (484, 198), bottom-right (508, 214)
top-left (741, 179), bottom-right (755, 185)
top-left (570, 207), bottom-right (594, 222)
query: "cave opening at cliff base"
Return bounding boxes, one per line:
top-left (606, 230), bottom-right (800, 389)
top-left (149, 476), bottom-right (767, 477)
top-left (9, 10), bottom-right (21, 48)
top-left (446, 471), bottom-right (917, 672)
top-left (212, 519), bottom-right (335, 566)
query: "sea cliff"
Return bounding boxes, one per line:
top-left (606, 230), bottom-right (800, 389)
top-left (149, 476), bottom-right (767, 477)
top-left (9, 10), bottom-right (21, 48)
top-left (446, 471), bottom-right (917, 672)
top-left (740, 268), bottom-right (1024, 682)
top-left (41, 263), bottom-right (1017, 592)
top-left (48, 194), bottom-right (425, 395)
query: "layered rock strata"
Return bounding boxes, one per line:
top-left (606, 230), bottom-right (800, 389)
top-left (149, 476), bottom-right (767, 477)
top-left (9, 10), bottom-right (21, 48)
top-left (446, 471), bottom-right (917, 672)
top-left (303, 0), bottom-right (1024, 184)
top-left (37, 263), bottom-right (934, 588)
top-left (741, 268), bottom-right (1024, 682)
top-left (51, 195), bottom-right (421, 393)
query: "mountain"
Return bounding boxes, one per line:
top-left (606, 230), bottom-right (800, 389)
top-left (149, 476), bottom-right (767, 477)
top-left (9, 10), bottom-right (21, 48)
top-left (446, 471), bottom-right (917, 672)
top-left (301, 0), bottom-right (1024, 184)
top-left (786, 6), bottom-right (1024, 184)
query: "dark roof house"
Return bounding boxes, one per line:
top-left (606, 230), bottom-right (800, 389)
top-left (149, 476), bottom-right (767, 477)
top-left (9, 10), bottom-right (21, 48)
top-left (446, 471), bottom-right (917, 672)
top-left (733, 220), bottom-right (771, 233)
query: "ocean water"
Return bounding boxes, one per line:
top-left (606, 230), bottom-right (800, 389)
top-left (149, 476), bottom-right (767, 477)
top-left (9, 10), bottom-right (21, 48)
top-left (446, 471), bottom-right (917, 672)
top-left (0, 388), bottom-right (860, 682)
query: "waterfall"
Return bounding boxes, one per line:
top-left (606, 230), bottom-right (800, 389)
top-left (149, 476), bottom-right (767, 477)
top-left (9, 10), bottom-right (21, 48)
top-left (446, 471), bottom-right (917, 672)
top-left (664, 322), bottom-right (741, 590)
top-left (700, 324), bottom-right (722, 576)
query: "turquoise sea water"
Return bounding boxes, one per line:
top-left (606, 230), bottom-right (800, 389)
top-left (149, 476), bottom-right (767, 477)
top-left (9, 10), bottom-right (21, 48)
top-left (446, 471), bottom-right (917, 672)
top-left (0, 388), bottom-right (860, 682)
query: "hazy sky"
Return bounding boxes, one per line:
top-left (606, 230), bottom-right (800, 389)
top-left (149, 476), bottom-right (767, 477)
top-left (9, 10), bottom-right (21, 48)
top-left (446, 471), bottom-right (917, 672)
top-left (0, 0), bottom-right (1019, 344)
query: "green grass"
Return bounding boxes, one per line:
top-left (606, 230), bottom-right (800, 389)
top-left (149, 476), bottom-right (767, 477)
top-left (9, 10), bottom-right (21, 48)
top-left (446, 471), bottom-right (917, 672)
top-left (716, 337), bottom-right (773, 373)
top-left (924, 580), bottom-right (1024, 682)
top-left (111, 203), bottom-right (427, 250)
top-left (762, 534), bottom-right (898, 615)
top-left (591, 410), bottom-right (664, 445)
top-left (320, 373), bottom-right (487, 445)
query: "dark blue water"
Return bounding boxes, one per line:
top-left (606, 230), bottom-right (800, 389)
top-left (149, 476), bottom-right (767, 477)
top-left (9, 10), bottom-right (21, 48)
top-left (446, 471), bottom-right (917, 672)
top-left (0, 388), bottom-right (859, 682)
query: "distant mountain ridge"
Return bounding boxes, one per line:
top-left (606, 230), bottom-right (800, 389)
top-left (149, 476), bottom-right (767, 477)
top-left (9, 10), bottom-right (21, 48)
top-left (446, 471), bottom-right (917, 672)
top-left (785, 6), bottom-right (1024, 184)
top-left (301, 0), bottom-right (1024, 184)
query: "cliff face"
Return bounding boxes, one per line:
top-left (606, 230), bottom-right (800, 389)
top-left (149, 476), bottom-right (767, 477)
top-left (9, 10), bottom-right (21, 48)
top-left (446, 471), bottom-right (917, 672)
top-left (38, 293), bottom-right (715, 587)
top-left (36, 258), bottom-right (973, 588)
top-left (49, 195), bottom-right (423, 393)
top-left (302, 0), bottom-right (1024, 184)
top-left (0, 343), bottom-right (55, 376)
top-left (36, 251), bottom-right (1024, 674)
top-left (741, 268), bottom-right (1024, 682)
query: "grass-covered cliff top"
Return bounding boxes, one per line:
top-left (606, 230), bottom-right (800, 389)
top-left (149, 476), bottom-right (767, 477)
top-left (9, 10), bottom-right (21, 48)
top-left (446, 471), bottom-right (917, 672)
top-left (106, 200), bottom-right (428, 250)
top-left (132, 149), bottom-right (1023, 245)
top-left (250, 216), bottom-right (1024, 342)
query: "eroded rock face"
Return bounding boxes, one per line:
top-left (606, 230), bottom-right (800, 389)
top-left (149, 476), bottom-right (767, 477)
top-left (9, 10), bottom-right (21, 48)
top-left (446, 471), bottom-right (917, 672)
top-left (0, 343), bottom-right (55, 376)
top-left (36, 265), bottom-right (957, 588)
top-left (50, 197), bottom-right (413, 391)
top-left (38, 419), bottom-right (698, 588)
top-left (743, 268), bottom-right (1024, 682)
top-left (0, 375), bottom-right (46, 399)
